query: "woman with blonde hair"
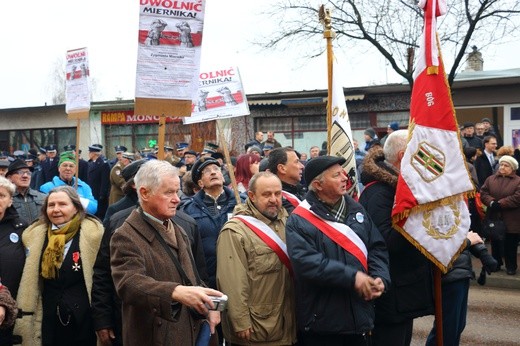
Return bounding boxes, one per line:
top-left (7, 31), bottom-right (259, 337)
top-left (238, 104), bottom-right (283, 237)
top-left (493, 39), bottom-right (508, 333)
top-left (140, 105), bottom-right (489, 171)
top-left (15, 186), bottom-right (103, 345)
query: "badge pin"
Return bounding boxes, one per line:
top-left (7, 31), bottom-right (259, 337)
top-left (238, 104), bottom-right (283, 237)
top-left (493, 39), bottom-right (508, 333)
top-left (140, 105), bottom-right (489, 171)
top-left (355, 212), bottom-right (364, 223)
top-left (9, 233), bottom-right (19, 243)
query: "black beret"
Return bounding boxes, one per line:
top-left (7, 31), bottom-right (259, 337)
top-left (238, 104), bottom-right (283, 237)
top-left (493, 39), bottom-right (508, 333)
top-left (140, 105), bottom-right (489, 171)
top-left (121, 159), bottom-right (148, 182)
top-left (191, 157), bottom-right (220, 184)
top-left (304, 155), bottom-right (346, 186)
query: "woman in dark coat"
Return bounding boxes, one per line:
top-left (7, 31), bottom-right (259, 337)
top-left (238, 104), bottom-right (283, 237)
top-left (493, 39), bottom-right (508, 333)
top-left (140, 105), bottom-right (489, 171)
top-left (480, 155), bottom-right (520, 275)
top-left (0, 176), bottom-right (28, 345)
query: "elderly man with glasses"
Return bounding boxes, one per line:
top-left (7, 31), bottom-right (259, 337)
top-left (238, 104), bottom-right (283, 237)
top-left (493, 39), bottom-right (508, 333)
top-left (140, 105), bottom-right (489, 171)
top-left (6, 159), bottom-right (46, 223)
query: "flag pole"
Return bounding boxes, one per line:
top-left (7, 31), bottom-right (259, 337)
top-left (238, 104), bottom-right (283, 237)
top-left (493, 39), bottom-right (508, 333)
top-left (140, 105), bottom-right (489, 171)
top-left (319, 5), bottom-right (335, 154)
top-left (216, 121), bottom-right (241, 205)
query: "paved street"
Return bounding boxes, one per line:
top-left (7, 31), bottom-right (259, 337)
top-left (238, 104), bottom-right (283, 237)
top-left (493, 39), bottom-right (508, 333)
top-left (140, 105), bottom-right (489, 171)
top-left (411, 285), bottom-right (520, 345)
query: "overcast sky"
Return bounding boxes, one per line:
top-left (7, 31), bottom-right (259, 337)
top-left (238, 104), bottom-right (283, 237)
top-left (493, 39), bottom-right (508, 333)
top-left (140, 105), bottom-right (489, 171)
top-left (1, 0), bottom-right (519, 109)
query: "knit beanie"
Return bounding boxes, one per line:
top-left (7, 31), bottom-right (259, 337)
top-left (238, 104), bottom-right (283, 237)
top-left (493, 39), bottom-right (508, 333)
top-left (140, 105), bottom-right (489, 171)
top-left (58, 151), bottom-right (76, 166)
top-left (499, 155), bottom-right (519, 171)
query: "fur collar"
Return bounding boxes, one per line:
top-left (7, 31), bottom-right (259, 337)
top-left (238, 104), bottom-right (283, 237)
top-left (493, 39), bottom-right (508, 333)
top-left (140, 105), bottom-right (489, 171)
top-left (360, 147), bottom-right (399, 188)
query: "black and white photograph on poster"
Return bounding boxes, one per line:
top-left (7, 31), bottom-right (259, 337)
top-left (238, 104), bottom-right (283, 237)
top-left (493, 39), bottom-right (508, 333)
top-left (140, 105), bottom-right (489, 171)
top-left (184, 66), bottom-right (250, 124)
top-left (136, 0), bottom-right (206, 101)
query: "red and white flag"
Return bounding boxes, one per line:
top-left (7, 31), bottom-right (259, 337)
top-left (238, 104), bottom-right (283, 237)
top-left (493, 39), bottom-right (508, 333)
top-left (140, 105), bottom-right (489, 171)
top-left (329, 58), bottom-right (358, 198)
top-left (391, 0), bottom-right (474, 273)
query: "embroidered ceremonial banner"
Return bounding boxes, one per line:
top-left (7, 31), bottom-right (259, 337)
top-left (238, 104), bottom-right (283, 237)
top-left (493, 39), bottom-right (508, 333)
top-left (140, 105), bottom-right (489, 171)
top-left (329, 59), bottom-right (358, 198)
top-left (391, 0), bottom-right (474, 273)
top-left (293, 200), bottom-right (368, 271)
top-left (234, 215), bottom-right (293, 274)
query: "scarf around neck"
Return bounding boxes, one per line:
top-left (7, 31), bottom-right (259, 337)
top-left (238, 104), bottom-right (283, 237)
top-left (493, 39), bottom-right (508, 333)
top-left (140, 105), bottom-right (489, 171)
top-left (41, 213), bottom-right (82, 279)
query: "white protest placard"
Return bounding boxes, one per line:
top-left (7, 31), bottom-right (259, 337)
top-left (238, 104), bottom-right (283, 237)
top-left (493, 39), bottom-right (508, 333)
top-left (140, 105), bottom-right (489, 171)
top-left (184, 66), bottom-right (250, 124)
top-left (65, 47), bottom-right (90, 115)
top-left (136, 0), bottom-right (206, 101)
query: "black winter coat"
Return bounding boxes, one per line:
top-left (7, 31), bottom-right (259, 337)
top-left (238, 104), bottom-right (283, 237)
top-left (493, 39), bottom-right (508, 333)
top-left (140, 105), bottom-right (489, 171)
top-left (286, 191), bottom-right (390, 335)
top-left (359, 148), bottom-right (434, 324)
top-left (0, 206), bottom-right (28, 298)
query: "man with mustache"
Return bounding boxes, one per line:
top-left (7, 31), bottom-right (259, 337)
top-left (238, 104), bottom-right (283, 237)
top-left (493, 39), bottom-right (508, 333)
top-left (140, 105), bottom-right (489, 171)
top-left (216, 172), bottom-right (296, 345)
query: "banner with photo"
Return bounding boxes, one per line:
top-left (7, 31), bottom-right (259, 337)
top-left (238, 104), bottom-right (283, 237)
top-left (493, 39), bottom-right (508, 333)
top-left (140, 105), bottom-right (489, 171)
top-left (136, 0), bottom-right (206, 101)
top-left (65, 47), bottom-right (90, 115)
top-left (183, 66), bottom-right (250, 124)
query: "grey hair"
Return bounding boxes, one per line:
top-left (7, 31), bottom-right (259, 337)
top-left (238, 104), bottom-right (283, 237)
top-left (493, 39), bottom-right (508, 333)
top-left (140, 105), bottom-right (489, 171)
top-left (134, 160), bottom-right (179, 203)
top-left (383, 129), bottom-right (408, 165)
top-left (0, 176), bottom-right (16, 196)
top-left (40, 186), bottom-right (86, 224)
top-left (248, 171), bottom-right (280, 193)
top-left (307, 171), bottom-right (325, 192)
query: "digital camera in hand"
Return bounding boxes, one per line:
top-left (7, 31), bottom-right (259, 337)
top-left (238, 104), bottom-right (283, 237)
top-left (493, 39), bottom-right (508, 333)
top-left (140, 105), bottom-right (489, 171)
top-left (206, 295), bottom-right (228, 311)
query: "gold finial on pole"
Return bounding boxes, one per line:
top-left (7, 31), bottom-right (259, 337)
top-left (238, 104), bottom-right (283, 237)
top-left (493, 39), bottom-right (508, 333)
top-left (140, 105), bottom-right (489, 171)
top-left (318, 5), bottom-right (334, 36)
top-left (319, 5), bottom-right (335, 154)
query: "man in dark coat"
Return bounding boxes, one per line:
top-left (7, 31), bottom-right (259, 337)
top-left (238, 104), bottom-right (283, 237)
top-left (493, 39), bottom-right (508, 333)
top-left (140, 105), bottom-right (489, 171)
top-left (286, 156), bottom-right (390, 345)
top-left (87, 144), bottom-right (111, 219)
top-left (267, 147), bottom-right (306, 213)
top-left (474, 135), bottom-right (498, 186)
top-left (40, 144), bottom-right (59, 184)
top-left (181, 157), bottom-right (242, 290)
top-left (359, 130), bottom-right (434, 345)
top-left (110, 160), bottom-right (222, 345)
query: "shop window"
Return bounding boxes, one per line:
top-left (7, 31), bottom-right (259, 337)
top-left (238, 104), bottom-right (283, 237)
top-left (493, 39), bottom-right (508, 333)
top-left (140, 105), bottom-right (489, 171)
top-left (511, 107), bottom-right (520, 121)
top-left (376, 112), bottom-right (409, 128)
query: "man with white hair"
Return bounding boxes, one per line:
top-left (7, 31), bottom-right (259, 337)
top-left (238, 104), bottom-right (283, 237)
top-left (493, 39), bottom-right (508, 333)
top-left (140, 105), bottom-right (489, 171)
top-left (110, 160), bottom-right (222, 345)
top-left (359, 130), bottom-right (434, 345)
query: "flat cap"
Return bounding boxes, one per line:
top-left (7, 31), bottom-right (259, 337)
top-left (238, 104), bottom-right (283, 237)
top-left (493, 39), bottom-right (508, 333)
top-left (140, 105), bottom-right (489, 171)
top-left (304, 155), bottom-right (346, 186)
top-left (191, 157), bottom-right (220, 184)
top-left (121, 159), bottom-right (148, 181)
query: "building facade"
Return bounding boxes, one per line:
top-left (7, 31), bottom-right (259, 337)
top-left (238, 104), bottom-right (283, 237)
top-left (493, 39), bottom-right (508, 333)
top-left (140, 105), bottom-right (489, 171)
top-left (1, 68), bottom-right (519, 158)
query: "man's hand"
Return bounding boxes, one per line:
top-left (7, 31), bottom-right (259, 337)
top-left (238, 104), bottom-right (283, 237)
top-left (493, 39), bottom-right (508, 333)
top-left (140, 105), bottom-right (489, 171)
top-left (207, 311), bottom-right (221, 334)
top-left (236, 327), bottom-right (254, 341)
top-left (96, 328), bottom-right (116, 346)
top-left (171, 285), bottom-right (223, 316)
top-left (467, 231), bottom-right (484, 246)
top-left (354, 272), bottom-right (376, 301)
top-left (370, 277), bottom-right (385, 299)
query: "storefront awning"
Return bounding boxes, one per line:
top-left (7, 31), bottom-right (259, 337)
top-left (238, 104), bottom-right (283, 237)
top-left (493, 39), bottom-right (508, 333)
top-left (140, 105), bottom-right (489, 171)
top-left (248, 94), bottom-right (364, 106)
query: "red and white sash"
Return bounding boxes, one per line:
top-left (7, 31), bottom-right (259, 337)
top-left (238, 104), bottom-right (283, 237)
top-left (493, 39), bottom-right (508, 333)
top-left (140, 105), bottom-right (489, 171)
top-left (282, 191), bottom-right (301, 208)
top-left (293, 200), bottom-right (368, 272)
top-left (234, 215), bottom-right (293, 275)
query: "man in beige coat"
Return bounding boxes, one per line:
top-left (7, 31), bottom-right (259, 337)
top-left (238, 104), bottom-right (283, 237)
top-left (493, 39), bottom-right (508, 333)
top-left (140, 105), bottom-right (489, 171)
top-left (217, 172), bottom-right (296, 345)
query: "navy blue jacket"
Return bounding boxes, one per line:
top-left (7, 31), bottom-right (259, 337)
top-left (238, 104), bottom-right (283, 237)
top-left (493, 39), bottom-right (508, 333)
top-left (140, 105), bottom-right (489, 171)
top-left (181, 187), bottom-right (241, 288)
top-left (286, 191), bottom-right (390, 335)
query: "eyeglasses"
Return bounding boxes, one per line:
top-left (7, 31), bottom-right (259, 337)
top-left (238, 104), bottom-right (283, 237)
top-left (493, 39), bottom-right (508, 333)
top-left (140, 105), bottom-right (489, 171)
top-left (14, 170), bottom-right (32, 176)
top-left (201, 166), bottom-right (221, 175)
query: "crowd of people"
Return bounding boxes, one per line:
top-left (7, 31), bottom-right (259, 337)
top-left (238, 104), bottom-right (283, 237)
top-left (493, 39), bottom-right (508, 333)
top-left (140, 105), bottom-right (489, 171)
top-left (0, 125), bottom-right (518, 345)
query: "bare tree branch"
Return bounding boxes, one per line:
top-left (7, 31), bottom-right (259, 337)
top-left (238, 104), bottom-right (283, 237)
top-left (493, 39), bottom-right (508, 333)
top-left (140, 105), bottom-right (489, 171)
top-left (258, 0), bottom-right (520, 89)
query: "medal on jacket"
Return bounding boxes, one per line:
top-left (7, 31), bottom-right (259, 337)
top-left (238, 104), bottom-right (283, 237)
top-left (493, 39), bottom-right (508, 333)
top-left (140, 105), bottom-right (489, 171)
top-left (72, 251), bottom-right (81, 271)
